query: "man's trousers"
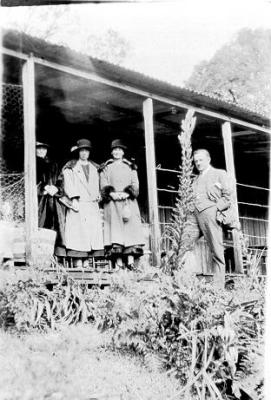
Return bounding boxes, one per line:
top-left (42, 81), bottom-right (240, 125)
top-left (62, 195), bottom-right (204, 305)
top-left (183, 206), bottom-right (225, 286)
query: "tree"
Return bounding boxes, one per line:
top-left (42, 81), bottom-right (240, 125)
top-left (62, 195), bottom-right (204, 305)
top-left (185, 28), bottom-right (271, 115)
top-left (2, 6), bottom-right (71, 41)
top-left (74, 29), bottom-right (131, 65)
top-left (2, 7), bottom-right (131, 65)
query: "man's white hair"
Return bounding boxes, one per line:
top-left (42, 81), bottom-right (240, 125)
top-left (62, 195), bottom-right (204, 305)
top-left (193, 149), bottom-right (211, 159)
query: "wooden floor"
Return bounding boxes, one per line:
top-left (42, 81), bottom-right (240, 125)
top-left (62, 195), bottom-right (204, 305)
top-left (11, 247), bottom-right (266, 288)
top-left (12, 262), bottom-right (265, 289)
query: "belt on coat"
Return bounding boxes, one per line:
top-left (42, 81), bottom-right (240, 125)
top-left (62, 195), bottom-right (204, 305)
top-left (78, 199), bottom-right (99, 203)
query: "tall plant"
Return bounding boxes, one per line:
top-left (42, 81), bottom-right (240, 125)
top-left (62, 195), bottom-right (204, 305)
top-left (163, 109), bottom-right (196, 271)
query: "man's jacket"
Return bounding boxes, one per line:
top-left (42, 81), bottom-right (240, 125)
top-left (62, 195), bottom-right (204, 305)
top-left (192, 166), bottom-right (232, 213)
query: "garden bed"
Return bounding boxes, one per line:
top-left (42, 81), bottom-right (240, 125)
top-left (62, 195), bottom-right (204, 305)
top-left (0, 267), bottom-right (265, 400)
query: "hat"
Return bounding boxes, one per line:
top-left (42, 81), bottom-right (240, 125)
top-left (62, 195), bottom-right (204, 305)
top-left (36, 141), bottom-right (49, 148)
top-left (111, 139), bottom-right (127, 150)
top-left (71, 138), bottom-right (92, 153)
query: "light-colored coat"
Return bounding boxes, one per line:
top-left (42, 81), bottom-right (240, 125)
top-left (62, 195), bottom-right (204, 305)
top-left (63, 161), bottom-right (103, 252)
top-left (100, 159), bottom-right (144, 249)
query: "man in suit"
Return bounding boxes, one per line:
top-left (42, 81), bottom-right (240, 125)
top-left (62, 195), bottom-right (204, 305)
top-left (183, 149), bottom-right (232, 286)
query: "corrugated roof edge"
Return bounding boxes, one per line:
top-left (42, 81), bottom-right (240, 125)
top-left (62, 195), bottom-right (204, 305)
top-left (2, 28), bottom-right (270, 128)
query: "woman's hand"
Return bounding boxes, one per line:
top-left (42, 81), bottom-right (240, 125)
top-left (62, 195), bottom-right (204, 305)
top-left (119, 192), bottom-right (129, 200)
top-left (110, 192), bottom-right (119, 201)
top-left (49, 185), bottom-right (58, 196)
top-left (44, 185), bottom-right (58, 196)
top-left (110, 192), bottom-right (129, 201)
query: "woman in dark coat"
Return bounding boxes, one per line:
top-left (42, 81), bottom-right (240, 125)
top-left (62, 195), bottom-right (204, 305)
top-left (100, 139), bottom-right (144, 269)
top-left (36, 142), bottom-right (60, 229)
top-left (36, 141), bottom-right (66, 254)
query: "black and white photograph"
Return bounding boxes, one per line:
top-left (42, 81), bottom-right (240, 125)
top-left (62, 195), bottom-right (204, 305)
top-left (0, 0), bottom-right (270, 399)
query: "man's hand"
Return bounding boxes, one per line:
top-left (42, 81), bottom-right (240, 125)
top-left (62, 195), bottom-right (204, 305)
top-left (207, 190), bottom-right (220, 201)
top-left (207, 182), bottom-right (222, 201)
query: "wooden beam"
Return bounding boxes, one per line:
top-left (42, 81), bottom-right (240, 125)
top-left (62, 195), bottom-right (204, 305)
top-left (244, 150), bottom-right (269, 154)
top-left (2, 0), bottom-right (149, 6)
top-left (222, 121), bottom-right (243, 273)
top-left (2, 47), bottom-right (271, 135)
top-left (232, 130), bottom-right (256, 137)
top-left (143, 98), bottom-right (161, 267)
top-left (22, 55), bottom-right (38, 265)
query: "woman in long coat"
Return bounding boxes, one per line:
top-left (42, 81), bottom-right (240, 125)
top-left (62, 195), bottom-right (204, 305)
top-left (62, 139), bottom-right (103, 267)
top-left (36, 141), bottom-right (60, 229)
top-left (100, 139), bottom-right (144, 269)
top-left (36, 141), bottom-right (66, 255)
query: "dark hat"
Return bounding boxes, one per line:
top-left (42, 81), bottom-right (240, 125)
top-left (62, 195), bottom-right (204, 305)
top-left (111, 139), bottom-right (127, 150)
top-left (36, 141), bottom-right (49, 148)
top-left (71, 138), bottom-right (92, 153)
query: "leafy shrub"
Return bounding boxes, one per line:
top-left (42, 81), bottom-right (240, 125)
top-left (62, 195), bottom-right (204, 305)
top-left (89, 270), bottom-right (265, 400)
top-left (0, 266), bottom-right (265, 399)
top-left (0, 269), bottom-right (91, 331)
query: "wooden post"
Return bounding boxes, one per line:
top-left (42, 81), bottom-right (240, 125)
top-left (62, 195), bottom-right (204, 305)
top-left (222, 121), bottom-right (243, 273)
top-left (143, 98), bottom-right (161, 267)
top-left (22, 55), bottom-right (38, 265)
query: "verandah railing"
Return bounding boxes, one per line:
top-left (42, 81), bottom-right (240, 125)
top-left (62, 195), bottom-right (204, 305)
top-left (156, 166), bottom-right (269, 274)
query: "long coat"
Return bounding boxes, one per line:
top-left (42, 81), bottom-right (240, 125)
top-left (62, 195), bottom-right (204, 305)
top-left (37, 156), bottom-right (59, 229)
top-left (63, 160), bottom-right (103, 252)
top-left (36, 156), bottom-right (66, 249)
top-left (100, 159), bottom-right (144, 249)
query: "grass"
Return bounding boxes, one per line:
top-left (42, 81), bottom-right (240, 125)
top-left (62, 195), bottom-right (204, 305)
top-left (0, 324), bottom-right (181, 400)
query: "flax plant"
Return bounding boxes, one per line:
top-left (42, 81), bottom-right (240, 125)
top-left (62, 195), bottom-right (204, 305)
top-left (162, 109), bottom-right (196, 272)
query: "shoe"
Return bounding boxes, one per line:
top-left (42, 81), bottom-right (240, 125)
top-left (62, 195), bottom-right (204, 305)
top-left (74, 259), bottom-right (83, 268)
top-left (127, 263), bottom-right (135, 271)
top-left (114, 264), bottom-right (120, 272)
top-left (114, 257), bottom-right (123, 271)
top-left (127, 255), bottom-right (135, 271)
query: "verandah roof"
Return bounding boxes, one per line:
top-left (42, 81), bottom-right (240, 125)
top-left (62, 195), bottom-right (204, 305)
top-left (2, 29), bottom-right (270, 129)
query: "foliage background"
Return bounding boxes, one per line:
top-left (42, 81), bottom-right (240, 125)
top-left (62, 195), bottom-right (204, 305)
top-left (186, 28), bottom-right (271, 115)
top-left (1, 1), bottom-right (270, 85)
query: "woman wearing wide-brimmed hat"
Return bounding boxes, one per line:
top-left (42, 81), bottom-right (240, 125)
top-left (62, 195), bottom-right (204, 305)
top-left (61, 138), bottom-right (103, 267)
top-left (100, 139), bottom-right (144, 269)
